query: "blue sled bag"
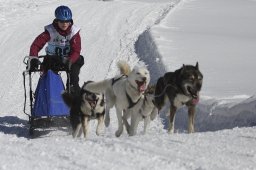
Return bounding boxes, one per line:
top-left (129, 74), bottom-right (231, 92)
top-left (32, 70), bottom-right (69, 117)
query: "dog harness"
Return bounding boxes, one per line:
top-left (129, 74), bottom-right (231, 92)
top-left (111, 75), bottom-right (127, 85)
top-left (45, 24), bottom-right (80, 57)
top-left (111, 75), bottom-right (141, 109)
top-left (126, 92), bottom-right (141, 109)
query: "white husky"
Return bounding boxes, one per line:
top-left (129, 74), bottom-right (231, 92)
top-left (122, 89), bottom-right (158, 136)
top-left (83, 60), bottom-right (150, 137)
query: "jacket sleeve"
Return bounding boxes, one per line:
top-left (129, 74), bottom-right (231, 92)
top-left (29, 31), bottom-right (50, 56)
top-left (69, 31), bottom-right (81, 64)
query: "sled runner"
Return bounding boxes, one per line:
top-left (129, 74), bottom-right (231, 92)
top-left (23, 55), bottom-right (71, 136)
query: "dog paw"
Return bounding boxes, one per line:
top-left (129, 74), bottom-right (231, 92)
top-left (96, 129), bottom-right (104, 136)
top-left (96, 131), bottom-right (99, 136)
top-left (188, 129), bottom-right (195, 133)
top-left (168, 128), bottom-right (174, 134)
top-left (128, 129), bottom-right (136, 136)
top-left (115, 130), bottom-right (122, 137)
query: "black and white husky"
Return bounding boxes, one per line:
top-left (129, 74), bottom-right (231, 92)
top-left (62, 81), bottom-right (105, 138)
top-left (83, 60), bottom-right (150, 137)
top-left (154, 62), bottom-right (203, 133)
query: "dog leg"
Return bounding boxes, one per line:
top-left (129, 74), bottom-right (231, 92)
top-left (82, 116), bottom-right (89, 138)
top-left (168, 105), bottom-right (177, 134)
top-left (115, 107), bottom-right (124, 137)
top-left (104, 91), bottom-right (115, 127)
top-left (104, 105), bottom-right (111, 127)
top-left (188, 105), bottom-right (196, 133)
top-left (123, 119), bottom-right (130, 135)
top-left (143, 116), bottom-right (150, 135)
top-left (122, 110), bottom-right (131, 135)
top-left (129, 114), bottom-right (141, 136)
top-left (77, 127), bottom-right (83, 137)
top-left (72, 123), bottom-right (82, 138)
top-left (96, 114), bottom-right (104, 136)
top-left (150, 107), bottom-right (158, 121)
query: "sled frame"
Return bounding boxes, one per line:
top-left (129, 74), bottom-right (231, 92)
top-left (23, 56), bottom-right (71, 136)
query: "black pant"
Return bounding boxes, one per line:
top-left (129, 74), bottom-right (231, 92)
top-left (42, 55), bottom-right (84, 95)
top-left (66, 56), bottom-right (84, 95)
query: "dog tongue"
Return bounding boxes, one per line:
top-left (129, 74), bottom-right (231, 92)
top-left (192, 96), bottom-right (199, 105)
top-left (139, 83), bottom-right (146, 92)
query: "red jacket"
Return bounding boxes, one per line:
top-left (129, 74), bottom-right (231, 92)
top-left (30, 21), bottom-right (81, 64)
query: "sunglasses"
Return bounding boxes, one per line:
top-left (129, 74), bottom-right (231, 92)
top-left (57, 20), bottom-right (71, 24)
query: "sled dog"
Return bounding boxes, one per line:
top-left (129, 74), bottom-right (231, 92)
top-left (83, 60), bottom-right (150, 137)
top-left (123, 85), bottom-right (158, 136)
top-left (154, 62), bottom-right (203, 133)
top-left (62, 81), bottom-right (105, 138)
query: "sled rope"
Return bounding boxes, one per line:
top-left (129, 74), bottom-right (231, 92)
top-left (153, 83), bottom-right (178, 98)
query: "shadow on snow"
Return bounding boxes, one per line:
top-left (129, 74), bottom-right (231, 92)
top-left (0, 116), bottom-right (71, 138)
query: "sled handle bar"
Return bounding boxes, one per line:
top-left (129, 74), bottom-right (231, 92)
top-left (23, 55), bottom-right (53, 73)
top-left (23, 55), bottom-right (47, 65)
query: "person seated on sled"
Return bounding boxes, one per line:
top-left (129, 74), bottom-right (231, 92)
top-left (29, 5), bottom-right (84, 96)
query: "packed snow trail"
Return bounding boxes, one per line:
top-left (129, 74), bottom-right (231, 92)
top-left (1, 125), bottom-right (255, 170)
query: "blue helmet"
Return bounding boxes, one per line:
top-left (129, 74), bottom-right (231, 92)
top-left (55, 5), bottom-right (72, 21)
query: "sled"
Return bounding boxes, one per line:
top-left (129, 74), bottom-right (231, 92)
top-left (23, 55), bottom-right (71, 136)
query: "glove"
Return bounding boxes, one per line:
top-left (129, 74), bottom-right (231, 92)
top-left (29, 58), bottom-right (39, 71)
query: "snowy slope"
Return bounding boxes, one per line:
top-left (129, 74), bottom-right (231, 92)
top-left (0, 0), bottom-right (256, 170)
top-left (152, 0), bottom-right (256, 98)
top-left (150, 0), bottom-right (256, 132)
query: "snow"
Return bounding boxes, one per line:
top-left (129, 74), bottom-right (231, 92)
top-left (0, 0), bottom-right (256, 169)
top-left (151, 0), bottom-right (256, 98)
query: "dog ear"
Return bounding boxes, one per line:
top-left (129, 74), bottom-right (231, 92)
top-left (195, 62), bottom-right (199, 70)
top-left (181, 64), bottom-right (186, 73)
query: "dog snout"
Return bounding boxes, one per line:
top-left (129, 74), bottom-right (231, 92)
top-left (92, 94), bottom-right (97, 100)
top-left (142, 77), bottom-right (146, 82)
top-left (196, 82), bottom-right (202, 91)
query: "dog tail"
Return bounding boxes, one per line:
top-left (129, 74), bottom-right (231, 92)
top-left (82, 79), bottom-right (112, 94)
top-left (117, 60), bottom-right (131, 76)
top-left (61, 91), bottom-right (74, 107)
top-left (154, 77), bottom-right (165, 110)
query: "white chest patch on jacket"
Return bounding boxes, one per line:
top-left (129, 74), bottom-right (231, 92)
top-left (173, 94), bottom-right (191, 108)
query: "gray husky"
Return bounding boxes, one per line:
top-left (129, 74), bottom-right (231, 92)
top-left (123, 86), bottom-right (158, 136)
top-left (83, 60), bottom-right (150, 137)
top-left (154, 62), bottom-right (203, 133)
